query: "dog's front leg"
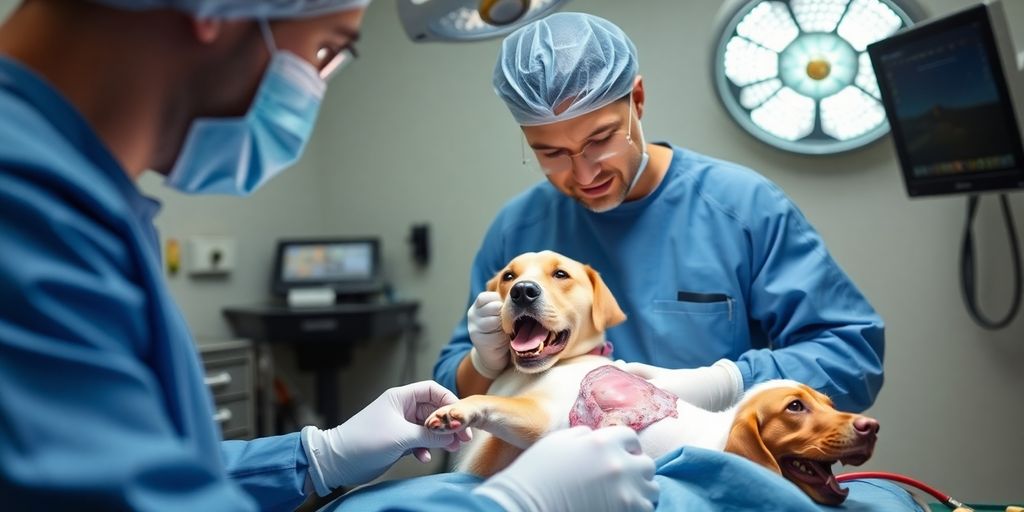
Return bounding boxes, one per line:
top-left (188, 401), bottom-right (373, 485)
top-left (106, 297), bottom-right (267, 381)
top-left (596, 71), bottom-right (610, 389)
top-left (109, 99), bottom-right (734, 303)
top-left (425, 394), bottom-right (550, 449)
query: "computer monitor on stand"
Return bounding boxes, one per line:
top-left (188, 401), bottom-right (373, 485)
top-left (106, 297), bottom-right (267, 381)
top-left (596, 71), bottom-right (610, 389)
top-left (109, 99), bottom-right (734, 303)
top-left (271, 238), bottom-right (384, 307)
top-left (868, 0), bottom-right (1024, 197)
top-left (868, 1), bottom-right (1023, 329)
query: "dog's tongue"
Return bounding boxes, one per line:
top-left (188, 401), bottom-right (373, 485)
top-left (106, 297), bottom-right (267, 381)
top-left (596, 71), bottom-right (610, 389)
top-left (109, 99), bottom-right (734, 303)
top-left (826, 475), bottom-right (849, 498)
top-left (511, 319), bottom-right (548, 352)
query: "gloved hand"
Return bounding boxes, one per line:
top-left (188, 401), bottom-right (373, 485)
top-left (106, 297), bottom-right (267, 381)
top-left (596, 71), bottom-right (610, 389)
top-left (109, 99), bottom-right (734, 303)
top-left (301, 381), bottom-right (472, 495)
top-left (615, 358), bottom-right (745, 411)
top-left (466, 290), bottom-right (509, 379)
top-left (473, 426), bottom-right (659, 512)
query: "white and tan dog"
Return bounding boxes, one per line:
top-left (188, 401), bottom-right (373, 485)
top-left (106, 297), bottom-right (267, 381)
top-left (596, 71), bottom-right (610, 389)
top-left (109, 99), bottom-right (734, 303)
top-left (426, 251), bottom-right (879, 505)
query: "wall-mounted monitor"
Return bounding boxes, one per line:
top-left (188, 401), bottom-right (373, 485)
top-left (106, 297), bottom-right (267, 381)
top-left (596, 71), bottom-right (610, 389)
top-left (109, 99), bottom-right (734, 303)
top-left (271, 238), bottom-right (382, 298)
top-left (868, 0), bottom-right (1024, 197)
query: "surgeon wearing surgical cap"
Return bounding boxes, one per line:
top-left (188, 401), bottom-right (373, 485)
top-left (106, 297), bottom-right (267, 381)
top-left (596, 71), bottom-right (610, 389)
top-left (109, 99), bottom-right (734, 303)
top-left (437, 12), bottom-right (886, 419)
top-left (0, 3), bottom-right (658, 511)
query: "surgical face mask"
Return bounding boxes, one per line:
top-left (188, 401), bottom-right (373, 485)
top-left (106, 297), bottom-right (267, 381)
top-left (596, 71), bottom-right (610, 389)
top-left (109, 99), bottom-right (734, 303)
top-left (623, 99), bottom-right (649, 196)
top-left (588, 98), bottom-right (649, 213)
top-left (165, 20), bottom-right (327, 196)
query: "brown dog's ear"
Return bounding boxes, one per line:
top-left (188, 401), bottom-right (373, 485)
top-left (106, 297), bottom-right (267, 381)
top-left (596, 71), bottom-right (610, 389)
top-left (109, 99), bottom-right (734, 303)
top-left (585, 265), bottom-right (626, 331)
top-left (485, 271), bottom-right (502, 293)
top-left (724, 409), bottom-right (782, 475)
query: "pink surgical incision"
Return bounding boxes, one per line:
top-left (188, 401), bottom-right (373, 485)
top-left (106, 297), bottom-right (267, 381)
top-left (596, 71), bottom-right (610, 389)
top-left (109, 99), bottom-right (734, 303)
top-left (569, 365), bottom-right (678, 431)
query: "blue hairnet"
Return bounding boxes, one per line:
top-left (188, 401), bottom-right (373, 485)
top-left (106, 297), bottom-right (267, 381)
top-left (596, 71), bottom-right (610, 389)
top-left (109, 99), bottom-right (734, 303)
top-left (89, 0), bottom-right (371, 19)
top-left (493, 12), bottom-right (638, 126)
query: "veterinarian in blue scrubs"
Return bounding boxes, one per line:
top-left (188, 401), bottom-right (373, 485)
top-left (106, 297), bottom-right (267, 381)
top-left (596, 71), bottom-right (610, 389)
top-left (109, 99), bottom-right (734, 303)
top-left (436, 12), bottom-right (886, 414)
top-left (425, 13), bottom-right (925, 512)
top-left (0, 2), bottom-right (657, 511)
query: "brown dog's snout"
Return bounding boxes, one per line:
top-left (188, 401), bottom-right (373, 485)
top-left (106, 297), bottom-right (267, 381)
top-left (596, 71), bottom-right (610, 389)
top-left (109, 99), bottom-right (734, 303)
top-left (510, 281), bottom-right (542, 306)
top-left (853, 416), bottom-right (879, 437)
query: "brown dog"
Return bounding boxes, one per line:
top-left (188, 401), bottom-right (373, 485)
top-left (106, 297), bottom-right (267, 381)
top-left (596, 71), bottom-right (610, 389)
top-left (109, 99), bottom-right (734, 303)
top-left (723, 381), bottom-right (880, 505)
top-left (426, 251), bottom-right (878, 505)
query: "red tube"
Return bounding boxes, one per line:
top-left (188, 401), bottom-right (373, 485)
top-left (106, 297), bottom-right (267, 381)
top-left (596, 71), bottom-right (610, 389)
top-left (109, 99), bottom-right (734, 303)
top-left (835, 471), bottom-right (964, 509)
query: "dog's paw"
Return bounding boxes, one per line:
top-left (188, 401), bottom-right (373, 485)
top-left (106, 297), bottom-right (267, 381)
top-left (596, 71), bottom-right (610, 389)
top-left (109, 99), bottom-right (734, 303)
top-left (425, 404), bottom-right (476, 433)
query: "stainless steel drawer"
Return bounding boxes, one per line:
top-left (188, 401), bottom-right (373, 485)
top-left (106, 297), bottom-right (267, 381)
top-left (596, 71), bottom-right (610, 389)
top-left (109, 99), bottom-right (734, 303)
top-left (203, 358), bottom-right (251, 400)
top-left (212, 398), bottom-right (253, 434)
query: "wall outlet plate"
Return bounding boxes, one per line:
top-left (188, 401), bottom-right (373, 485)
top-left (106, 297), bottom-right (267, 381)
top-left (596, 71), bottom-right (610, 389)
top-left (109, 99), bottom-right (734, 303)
top-left (186, 236), bottom-right (236, 276)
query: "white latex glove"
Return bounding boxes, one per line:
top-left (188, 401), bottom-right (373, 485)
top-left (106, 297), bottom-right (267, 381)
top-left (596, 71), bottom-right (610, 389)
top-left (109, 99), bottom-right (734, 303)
top-left (301, 381), bottom-right (473, 495)
top-left (467, 290), bottom-right (509, 379)
top-left (615, 358), bottom-right (745, 412)
top-left (474, 426), bottom-right (659, 512)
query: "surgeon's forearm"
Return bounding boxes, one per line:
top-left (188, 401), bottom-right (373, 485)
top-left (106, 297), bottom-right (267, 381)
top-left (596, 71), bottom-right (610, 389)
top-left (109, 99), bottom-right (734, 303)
top-left (456, 354), bottom-right (494, 397)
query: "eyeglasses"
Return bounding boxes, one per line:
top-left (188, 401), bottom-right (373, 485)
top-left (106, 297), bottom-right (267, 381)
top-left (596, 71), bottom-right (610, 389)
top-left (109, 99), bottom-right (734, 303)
top-left (259, 19), bottom-right (359, 82)
top-left (529, 99), bottom-right (637, 175)
top-left (315, 44), bottom-right (358, 81)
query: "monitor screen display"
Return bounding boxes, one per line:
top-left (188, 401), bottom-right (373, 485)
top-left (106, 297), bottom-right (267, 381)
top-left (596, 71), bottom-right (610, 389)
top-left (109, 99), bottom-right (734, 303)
top-left (281, 243), bottom-right (374, 282)
top-left (869, 4), bottom-right (1024, 196)
top-left (272, 238), bottom-right (380, 295)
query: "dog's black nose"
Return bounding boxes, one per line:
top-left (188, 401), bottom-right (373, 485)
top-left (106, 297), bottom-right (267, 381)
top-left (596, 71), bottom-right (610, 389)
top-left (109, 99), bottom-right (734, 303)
top-left (510, 281), bottom-right (542, 306)
top-left (854, 417), bottom-right (879, 436)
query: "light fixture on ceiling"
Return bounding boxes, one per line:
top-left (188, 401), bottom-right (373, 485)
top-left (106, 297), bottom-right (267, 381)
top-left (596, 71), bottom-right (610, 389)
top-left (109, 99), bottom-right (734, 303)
top-left (712, 0), bottom-right (925, 155)
top-left (398, 0), bottom-right (571, 43)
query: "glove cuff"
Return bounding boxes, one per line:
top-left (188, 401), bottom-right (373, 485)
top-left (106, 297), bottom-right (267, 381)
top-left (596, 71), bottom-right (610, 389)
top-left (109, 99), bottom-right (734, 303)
top-left (712, 359), bottom-right (744, 409)
top-left (470, 347), bottom-right (503, 380)
top-left (300, 426), bottom-right (334, 497)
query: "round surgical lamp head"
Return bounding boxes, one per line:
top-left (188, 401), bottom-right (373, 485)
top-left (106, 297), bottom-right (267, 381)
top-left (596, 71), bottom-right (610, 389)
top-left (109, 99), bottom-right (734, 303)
top-left (479, 0), bottom-right (529, 25)
top-left (712, 0), bottom-right (926, 155)
top-left (398, 0), bottom-right (570, 43)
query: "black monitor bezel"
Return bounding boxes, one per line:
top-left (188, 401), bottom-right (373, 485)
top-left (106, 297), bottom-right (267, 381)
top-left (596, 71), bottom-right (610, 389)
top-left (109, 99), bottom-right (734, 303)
top-left (868, 3), bottom-right (1024, 197)
top-left (271, 237), bottom-right (382, 297)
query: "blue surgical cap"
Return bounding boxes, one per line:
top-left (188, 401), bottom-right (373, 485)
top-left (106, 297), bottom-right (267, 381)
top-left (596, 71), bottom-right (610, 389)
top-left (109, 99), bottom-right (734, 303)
top-left (89, 0), bottom-right (371, 19)
top-left (493, 12), bottom-right (638, 126)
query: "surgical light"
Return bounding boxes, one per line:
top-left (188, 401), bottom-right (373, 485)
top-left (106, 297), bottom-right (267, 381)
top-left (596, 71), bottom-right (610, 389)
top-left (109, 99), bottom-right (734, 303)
top-left (712, 0), bottom-right (924, 154)
top-left (397, 0), bottom-right (570, 43)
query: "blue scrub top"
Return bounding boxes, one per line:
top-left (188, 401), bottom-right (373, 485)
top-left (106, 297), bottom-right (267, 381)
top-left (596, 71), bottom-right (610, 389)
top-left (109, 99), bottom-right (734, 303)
top-left (0, 57), bottom-right (312, 510)
top-left (435, 144), bottom-right (885, 412)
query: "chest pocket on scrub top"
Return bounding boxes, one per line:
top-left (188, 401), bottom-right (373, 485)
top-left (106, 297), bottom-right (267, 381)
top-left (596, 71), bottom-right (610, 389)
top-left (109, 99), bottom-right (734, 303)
top-left (650, 291), bottom-right (738, 364)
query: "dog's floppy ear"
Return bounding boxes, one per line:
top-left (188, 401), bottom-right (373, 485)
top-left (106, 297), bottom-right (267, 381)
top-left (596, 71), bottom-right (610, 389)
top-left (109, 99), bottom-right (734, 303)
top-left (485, 270), bottom-right (502, 293)
top-left (724, 408), bottom-right (782, 475)
top-left (585, 265), bottom-right (626, 331)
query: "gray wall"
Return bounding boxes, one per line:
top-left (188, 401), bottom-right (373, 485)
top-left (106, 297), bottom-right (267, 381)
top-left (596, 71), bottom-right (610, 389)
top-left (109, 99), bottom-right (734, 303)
top-left (2, 0), bottom-right (1022, 502)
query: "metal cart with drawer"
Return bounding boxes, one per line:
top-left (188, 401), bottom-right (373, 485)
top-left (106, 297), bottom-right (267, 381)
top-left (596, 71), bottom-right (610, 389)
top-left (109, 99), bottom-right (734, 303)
top-left (198, 339), bottom-right (256, 440)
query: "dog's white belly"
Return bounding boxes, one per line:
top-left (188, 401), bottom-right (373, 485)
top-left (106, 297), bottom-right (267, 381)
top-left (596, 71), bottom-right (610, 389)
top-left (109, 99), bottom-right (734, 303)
top-left (488, 355), bottom-right (610, 430)
top-left (458, 356), bottom-right (731, 469)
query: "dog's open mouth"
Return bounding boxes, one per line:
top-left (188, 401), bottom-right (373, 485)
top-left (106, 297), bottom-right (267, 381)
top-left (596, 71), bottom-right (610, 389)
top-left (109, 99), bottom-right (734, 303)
top-left (510, 316), bottom-right (569, 360)
top-left (779, 451), bottom-right (870, 505)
